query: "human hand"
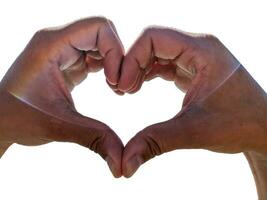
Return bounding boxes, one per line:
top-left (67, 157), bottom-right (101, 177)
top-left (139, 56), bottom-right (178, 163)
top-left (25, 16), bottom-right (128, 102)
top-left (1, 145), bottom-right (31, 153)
top-left (118, 27), bottom-right (267, 178)
top-left (0, 17), bottom-right (124, 178)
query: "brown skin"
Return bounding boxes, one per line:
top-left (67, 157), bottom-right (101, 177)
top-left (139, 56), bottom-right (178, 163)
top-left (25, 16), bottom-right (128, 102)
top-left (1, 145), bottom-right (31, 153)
top-left (0, 17), bottom-right (267, 198)
top-left (0, 17), bottom-right (125, 178)
top-left (118, 27), bottom-right (267, 198)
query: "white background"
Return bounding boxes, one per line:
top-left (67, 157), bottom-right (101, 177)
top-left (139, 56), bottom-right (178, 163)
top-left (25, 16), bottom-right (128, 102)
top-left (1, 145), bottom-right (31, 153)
top-left (0, 0), bottom-right (266, 199)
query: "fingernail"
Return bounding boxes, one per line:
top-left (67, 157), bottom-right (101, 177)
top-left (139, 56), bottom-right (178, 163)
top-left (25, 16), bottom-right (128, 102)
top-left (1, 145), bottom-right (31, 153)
top-left (114, 90), bottom-right (125, 96)
top-left (106, 78), bottom-right (118, 86)
top-left (106, 156), bottom-right (120, 178)
top-left (125, 156), bottom-right (143, 178)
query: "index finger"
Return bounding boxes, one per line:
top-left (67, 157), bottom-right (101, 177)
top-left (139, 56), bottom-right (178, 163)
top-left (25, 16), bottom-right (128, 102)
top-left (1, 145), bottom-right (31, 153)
top-left (60, 17), bottom-right (124, 86)
top-left (118, 27), bottom-right (197, 92)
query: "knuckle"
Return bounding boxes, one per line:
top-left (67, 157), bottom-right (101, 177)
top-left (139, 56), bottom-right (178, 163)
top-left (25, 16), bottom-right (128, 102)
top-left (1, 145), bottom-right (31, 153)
top-left (34, 28), bottom-right (48, 37)
top-left (90, 128), bottom-right (121, 159)
top-left (88, 133), bottom-right (106, 155)
top-left (93, 16), bottom-right (109, 23)
top-left (65, 16), bottom-right (111, 33)
top-left (142, 26), bottom-right (159, 37)
top-left (32, 28), bottom-right (58, 47)
top-left (202, 33), bottom-right (220, 44)
top-left (33, 28), bottom-right (53, 39)
top-left (195, 33), bottom-right (222, 58)
top-left (89, 16), bottom-right (117, 35)
top-left (90, 16), bottom-right (111, 27)
top-left (140, 127), bottom-right (162, 157)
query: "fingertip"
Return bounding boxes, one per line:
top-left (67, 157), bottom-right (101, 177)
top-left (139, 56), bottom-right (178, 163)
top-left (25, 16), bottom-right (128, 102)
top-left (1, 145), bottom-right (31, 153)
top-left (101, 130), bottom-right (124, 178)
top-left (121, 125), bottom-right (165, 177)
top-left (105, 79), bottom-right (125, 95)
top-left (114, 90), bottom-right (125, 96)
top-left (123, 155), bottom-right (143, 178)
top-left (106, 77), bottom-right (118, 86)
top-left (122, 137), bottom-right (146, 177)
top-left (106, 156), bottom-right (122, 178)
top-left (117, 84), bottom-right (129, 93)
top-left (104, 50), bottom-right (124, 85)
top-left (127, 70), bottom-right (146, 94)
top-left (117, 56), bottom-right (140, 93)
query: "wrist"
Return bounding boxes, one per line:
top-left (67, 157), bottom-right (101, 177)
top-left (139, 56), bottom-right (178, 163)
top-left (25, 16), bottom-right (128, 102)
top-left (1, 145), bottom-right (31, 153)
top-left (0, 89), bottom-right (11, 157)
top-left (253, 93), bottom-right (267, 154)
top-left (0, 90), bottom-right (6, 141)
top-left (0, 88), bottom-right (13, 146)
top-left (245, 151), bottom-right (267, 200)
top-left (235, 67), bottom-right (267, 154)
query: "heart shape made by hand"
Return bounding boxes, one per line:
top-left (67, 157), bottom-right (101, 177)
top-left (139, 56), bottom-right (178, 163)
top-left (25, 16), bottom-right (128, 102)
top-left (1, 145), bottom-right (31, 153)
top-left (0, 17), bottom-right (266, 185)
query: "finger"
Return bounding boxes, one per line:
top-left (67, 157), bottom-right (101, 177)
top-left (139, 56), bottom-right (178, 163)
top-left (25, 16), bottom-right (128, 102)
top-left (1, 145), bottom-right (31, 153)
top-left (98, 20), bottom-right (124, 86)
top-left (63, 53), bottom-right (104, 90)
top-left (0, 90), bottom-right (123, 177)
top-left (85, 53), bottom-right (103, 73)
top-left (59, 17), bottom-right (124, 86)
top-left (122, 105), bottom-right (215, 178)
top-left (118, 27), bottom-right (197, 92)
top-left (128, 69), bottom-right (146, 94)
top-left (174, 67), bottom-right (194, 92)
top-left (44, 109), bottom-right (124, 178)
top-left (105, 80), bottom-right (124, 95)
top-left (145, 63), bottom-right (177, 82)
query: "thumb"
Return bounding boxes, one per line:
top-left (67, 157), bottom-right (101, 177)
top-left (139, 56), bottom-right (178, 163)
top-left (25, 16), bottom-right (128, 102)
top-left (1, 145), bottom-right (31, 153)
top-left (43, 109), bottom-right (124, 178)
top-left (122, 105), bottom-right (208, 178)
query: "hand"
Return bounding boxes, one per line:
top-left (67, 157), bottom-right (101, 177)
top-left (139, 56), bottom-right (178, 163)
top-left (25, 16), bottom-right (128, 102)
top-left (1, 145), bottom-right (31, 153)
top-left (118, 27), bottom-right (267, 180)
top-left (0, 17), bottom-right (124, 178)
